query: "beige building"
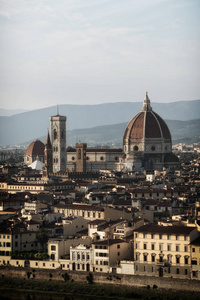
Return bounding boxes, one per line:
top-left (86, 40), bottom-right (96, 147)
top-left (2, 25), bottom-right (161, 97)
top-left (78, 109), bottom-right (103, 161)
top-left (0, 227), bottom-right (38, 265)
top-left (190, 237), bottom-right (200, 280)
top-left (48, 237), bottom-right (92, 262)
top-left (53, 204), bottom-right (132, 221)
top-left (63, 216), bottom-right (89, 236)
top-left (92, 239), bottom-right (130, 273)
top-left (134, 224), bottom-right (199, 279)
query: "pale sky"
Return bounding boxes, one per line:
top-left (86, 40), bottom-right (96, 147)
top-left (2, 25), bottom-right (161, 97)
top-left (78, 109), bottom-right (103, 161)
top-left (0, 0), bottom-right (199, 110)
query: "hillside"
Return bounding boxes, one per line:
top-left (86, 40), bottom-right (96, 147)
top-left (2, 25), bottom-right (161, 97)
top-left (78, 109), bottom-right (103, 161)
top-left (22, 119), bottom-right (200, 148)
top-left (0, 100), bottom-right (199, 146)
top-left (66, 119), bottom-right (200, 146)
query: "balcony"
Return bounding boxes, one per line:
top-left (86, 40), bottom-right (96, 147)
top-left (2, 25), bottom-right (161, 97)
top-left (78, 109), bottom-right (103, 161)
top-left (156, 259), bottom-right (168, 266)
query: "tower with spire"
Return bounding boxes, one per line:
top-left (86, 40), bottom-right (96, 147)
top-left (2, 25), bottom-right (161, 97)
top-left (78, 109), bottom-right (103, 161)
top-left (44, 130), bottom-right (53, 174)
top-left (50, 111), bottom-right (67, 173)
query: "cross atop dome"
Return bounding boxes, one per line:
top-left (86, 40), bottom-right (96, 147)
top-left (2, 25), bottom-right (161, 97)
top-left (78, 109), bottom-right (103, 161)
top-left (141, 91), bottom-right (152, 111)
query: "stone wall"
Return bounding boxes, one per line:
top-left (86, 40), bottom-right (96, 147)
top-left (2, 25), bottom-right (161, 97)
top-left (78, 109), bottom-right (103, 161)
top-left (0, 266), bottom-right (200, 292)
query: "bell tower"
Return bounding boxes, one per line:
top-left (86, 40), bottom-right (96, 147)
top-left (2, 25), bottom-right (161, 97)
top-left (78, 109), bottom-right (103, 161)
top-left (76, 143), bottom-right (87, 172)
top-left (50, 113), bottom-right (66, 173)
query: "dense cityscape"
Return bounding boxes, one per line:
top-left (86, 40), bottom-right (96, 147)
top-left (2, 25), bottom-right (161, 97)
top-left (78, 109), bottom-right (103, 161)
top-left (0, 96), bottom-right (200, 298)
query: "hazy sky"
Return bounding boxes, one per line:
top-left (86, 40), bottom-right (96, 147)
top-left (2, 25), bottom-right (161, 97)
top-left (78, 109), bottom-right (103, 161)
top-left (0, 0), bottom-right (199, 110)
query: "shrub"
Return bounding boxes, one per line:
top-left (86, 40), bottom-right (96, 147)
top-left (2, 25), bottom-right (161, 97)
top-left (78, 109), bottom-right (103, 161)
top-left (62, 273), bottom-right (70, 282)
top-left (86, 273), bottom-right (93, 284)
top-left (153, 284), bottom-right (158, 289)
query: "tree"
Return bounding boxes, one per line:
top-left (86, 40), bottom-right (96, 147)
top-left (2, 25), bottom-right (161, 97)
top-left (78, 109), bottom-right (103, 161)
top-left (37, 230), bottom-right (49, 252)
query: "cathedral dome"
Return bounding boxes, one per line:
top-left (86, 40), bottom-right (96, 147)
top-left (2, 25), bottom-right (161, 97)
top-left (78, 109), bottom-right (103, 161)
top-left (25, 140), bottom-right (45, 156)
top-left (123, 93), bottom-right (177, 171)
top-left (123, 93), bottom-right (171, 143)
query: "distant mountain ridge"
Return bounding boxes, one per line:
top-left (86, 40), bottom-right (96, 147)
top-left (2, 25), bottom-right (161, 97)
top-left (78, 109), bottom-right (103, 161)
top-left (0, 109), bottom-right (28, 116)
top-left (0, 100), bottom-right (199, 146)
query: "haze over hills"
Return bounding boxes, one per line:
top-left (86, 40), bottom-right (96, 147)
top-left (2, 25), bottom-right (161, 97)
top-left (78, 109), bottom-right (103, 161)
top-left (31, 119), bottom-right (198, 148)
top-left (0, 100), bottom-right (199, 146)
top-left (0, 109), bottom-right (28, 116)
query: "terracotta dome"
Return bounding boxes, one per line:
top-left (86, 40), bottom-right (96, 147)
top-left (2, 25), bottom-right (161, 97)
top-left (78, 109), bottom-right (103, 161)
top-left (123, 94), bottom-right (171, 143)
top-left (25, 140), bottom-right (45, 156)
top-left (122, 93), bottom-right (179, 171)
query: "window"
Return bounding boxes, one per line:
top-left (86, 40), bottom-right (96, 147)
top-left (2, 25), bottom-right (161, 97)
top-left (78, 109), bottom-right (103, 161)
top-left (168, 234), bottom-right (171, 240)
top-left (176, 245), bottom-right (179, 251)
top-left (167, 244), bottom-right (171, 251)
top-left (117, 245), bottom-right (120, 249)
top-left (144, 266), bottom-right (146, 271)
top-left (192, 248), bottom-right (195, 253)
top-left (159, 234), bottom-right (162, 239)
top-left (176, 235), bottom-right (179, 241)
top-left (185, 257), bottom-right (188, 265)
top-left (143, 233), bottom-right (146, 238)
top-left (143, 254), bottom-right (147, 262)
top-left (54, 129), bottom-right (57, 140)
top-left (168, 268), bottom-right (171, 274)
top-left (151, 255), bottom-right (155, 262)
top-left (35, 262), bottom-right (38, 266)
top-left (78, 149), bottom-right (81, 159)
top-left (143, 243), bottom-right (147, 250)
top-left (151, 234), bottom-right (154, 239)
top-left (151, 244), bottom-right (154, 250)
top-left (151, 267), bottom-right (154, 272)
top-left (176, 257), bottom-right (180, 264)
top-left (118, 252), bottom-right (120, 256)
top-left (51, 245), bottom-right (56, 251)
top-left (43, 263), bottom-right (45, 266)
top-left (159, 244), bottom-right (163, 251)
top-left (185, 269), bottom-right (188, 275)
top-left (176, 268), bottom-right (179, 274)
top-left (184, 246), bottom-right (188, 252)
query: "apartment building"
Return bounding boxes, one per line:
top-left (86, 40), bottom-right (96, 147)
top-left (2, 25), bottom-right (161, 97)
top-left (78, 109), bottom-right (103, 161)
top-left (0, 224), bottom-right (38, 265)
top-left (190, 236), bottom-right (200, 280)
top-left (92, 239), bottom-right (130, 273)
top-left (134, 224), bottom-right (199, 279)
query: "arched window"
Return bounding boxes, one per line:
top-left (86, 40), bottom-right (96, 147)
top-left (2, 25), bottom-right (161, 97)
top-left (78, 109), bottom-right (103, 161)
top-left (78, 149), bottom-right (81, 159)
top-left (54, 129), bottom-right (57, 140)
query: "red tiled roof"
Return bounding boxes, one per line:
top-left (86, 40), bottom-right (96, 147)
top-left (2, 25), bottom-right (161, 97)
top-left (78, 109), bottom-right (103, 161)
top-left (25, 140), bottom-right (45, 156)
